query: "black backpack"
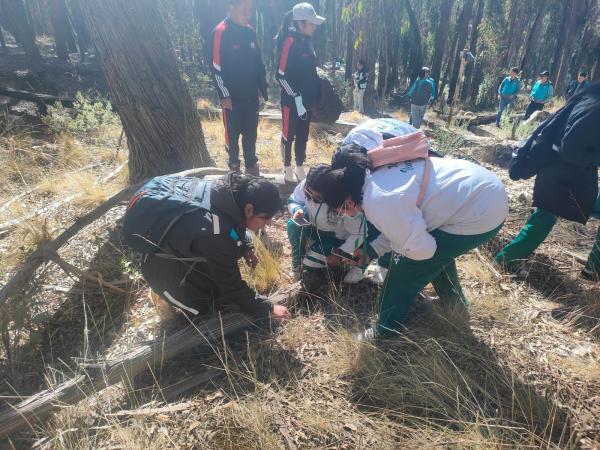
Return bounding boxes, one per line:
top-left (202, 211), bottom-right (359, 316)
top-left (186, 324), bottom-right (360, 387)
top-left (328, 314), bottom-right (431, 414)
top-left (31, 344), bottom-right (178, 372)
top-left (122, 176), bottom-right (214, 254)
top-left (311, 77), bottom-right (344, 123)
top-left (411, 79), bottom-right (433, 106)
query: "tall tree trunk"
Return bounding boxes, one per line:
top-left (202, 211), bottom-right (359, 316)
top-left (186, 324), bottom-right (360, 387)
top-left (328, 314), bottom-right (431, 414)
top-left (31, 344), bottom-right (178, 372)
top-left (520, 7), bottom-right (544, 76)
top-left (343, 0), bottom-right (354, 81)
top-left (572, 0), bottom-right (598, 78)
top-left (404, 0), bottom-right (423, 83)
top-left (0, 0), bottom-right (41, 60)
top-left (462, 0), bottom-right (483, 103)
top-left (430, 0), bottom-right (453, 98)
top-left (550, 1), bottom-right (569, 76)
top-left (446, 0), bottom-right (474, 104)
top-left (48, 0), bottom-right (72, 61)
top-left (554, 0), bottom-right (582, 95)
top-left (80, 0), bottom-right (213, 183)
top-left (69, 0), bottom-right (91, 57)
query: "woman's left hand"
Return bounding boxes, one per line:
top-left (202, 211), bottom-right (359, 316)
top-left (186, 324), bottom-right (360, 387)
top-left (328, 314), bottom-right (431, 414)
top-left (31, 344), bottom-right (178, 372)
top-left (244, 249), bottom-right (259, 269)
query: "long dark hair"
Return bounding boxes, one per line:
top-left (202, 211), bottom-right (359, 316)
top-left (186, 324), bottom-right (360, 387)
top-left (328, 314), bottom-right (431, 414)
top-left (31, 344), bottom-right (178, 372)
top-left (320, 150), bottom-right (372, 209)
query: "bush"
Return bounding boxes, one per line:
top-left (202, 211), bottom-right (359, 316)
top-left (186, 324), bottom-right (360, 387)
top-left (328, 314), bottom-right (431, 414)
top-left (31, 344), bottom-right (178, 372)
top-left (43, 92), bottom-right (121, 140)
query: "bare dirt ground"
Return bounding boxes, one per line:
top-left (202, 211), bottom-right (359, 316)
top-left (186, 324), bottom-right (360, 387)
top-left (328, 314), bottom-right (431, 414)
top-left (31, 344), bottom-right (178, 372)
top-left (0, 104), bottom-right (599, 449)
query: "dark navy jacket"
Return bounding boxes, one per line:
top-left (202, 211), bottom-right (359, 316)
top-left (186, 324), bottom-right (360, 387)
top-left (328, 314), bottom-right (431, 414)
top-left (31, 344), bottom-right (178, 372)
top-left (210, 16), bottom-right (268, 101)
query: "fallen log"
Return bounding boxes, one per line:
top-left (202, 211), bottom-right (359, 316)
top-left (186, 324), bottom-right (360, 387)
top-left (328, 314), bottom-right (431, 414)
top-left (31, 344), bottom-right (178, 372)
top-left (197, 107), bottom-right (357, 135)
top-left (0, 87), bottom-right (75, 114)
top-left (0, 282), bottom-right (299, 437)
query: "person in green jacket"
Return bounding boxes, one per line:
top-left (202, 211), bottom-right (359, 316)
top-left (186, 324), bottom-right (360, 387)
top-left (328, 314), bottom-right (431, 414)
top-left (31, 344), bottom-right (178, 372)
top-left (566, 71), bottom-right (590, 100)
top-left (524, 70), bottom-right (554, 120)
top-left (496, 67), bottom-right (520, 127)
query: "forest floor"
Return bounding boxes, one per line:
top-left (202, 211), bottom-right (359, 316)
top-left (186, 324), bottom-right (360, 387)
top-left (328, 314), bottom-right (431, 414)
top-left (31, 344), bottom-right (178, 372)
top-left (0, 98), bottom-right (599, 450)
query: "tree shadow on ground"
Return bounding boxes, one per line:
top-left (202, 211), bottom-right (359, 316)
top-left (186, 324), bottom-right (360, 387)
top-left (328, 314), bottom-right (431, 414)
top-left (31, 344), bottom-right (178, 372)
top-left (346, 306), bottom-right (574, 447)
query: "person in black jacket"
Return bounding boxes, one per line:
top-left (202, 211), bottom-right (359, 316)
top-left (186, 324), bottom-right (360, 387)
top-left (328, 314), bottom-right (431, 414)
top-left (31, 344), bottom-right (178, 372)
top-left (276, 3), bottom-right (325, 183)
top-left (210, 0), bottom-right (268, 176)
top-left (496, 82), bottom-right (600, 281)
top-left (139, 174), bottom-right (291, 321)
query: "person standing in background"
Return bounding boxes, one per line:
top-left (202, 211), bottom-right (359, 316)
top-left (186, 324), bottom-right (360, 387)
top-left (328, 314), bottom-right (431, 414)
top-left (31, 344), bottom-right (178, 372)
top-left (566, 72), bottom-right (590, 100)
top-left (524, 70), bottom-right (553, 120)
top-left (276, 3), bottom-right (325, 183)
top-left (496, 67), bottom-right (520, 127)
top-left (210, 0), bottom-right (268, 176)
top-left (407, 67), bottom-right (435, 129)
top-left (353, 60), bottom-right (368, 113)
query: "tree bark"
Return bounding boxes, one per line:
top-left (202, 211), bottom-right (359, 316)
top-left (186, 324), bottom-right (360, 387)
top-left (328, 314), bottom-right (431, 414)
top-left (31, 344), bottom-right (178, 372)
top-left (554, 0), bottom-right (582, 95)
top-left (520, 7), bottom-right (544, 76)
top-left (462, 0), bottom-right (484, 103)
top-left (404, 0), bottom-right (422, 83)
top-left (0, 26), bottom-right (6, 52)
top-left (343, 0), bottom-right (354, 81)
top-left (48, 0), bottom-right (72, 61)
top-left (446, 0), bottom-right (474, 104)
top-left (0, 0), bottom-right (41, 60)
top-left (430, 0), bottom-right (454, 98)
top-left (68, 0), bottom-right (92, 57)
top-left (80, 0), bottom-right (213, 183)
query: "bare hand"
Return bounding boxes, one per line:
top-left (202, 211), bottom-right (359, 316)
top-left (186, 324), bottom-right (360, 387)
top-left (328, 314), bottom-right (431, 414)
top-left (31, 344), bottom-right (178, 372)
top-left (293, 209), bottom-right (305, 220)
top-left (352, 248), bottom-right (372, 266)
top-left (221, 98), bottom-right (233, 110)
top-left (243, 249), bottom-right (259, 269)
top-left (270, 304), bottom-right (291, 322)
top-left (326, 254), bottom-right (342, 267)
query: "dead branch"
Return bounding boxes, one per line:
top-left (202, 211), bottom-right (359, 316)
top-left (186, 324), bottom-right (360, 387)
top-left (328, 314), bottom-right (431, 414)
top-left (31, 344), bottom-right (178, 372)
top-left (47, 251), bottom-right (129, 295)
top-left (106, 401), bottom-right (195, 418)
top-left (0, 283), bottom-right (299, 437)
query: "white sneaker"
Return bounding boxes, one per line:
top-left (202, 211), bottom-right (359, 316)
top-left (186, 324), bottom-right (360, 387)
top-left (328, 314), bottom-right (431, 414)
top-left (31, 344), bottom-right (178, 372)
top-left (369, 266), bottom-right (388, 285)
top-left (343, 266), bottom-right (365, 284)
top-left (283, 166), bottom-right (294, 183)
top-left (294, 165), bottom-right (306, 181)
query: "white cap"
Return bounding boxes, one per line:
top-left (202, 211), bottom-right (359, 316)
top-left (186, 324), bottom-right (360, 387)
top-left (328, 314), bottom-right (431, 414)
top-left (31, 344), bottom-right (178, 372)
top-left (292, 3), bottom-right (325, 25)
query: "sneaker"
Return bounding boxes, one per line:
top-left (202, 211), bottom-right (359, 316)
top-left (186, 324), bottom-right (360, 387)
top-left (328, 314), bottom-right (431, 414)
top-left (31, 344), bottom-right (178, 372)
top-left (295, 165), bottom-right (307, 181)
top-left (343, 266), bottom-right (364, 284)
top-left (355, 327), bottom-right (376, 342)
top-left (366, 265), bottom-right (388, 285)
top-left (245, 164), bottom-right (260, 177)
top-left (284, 166), bottom-right (295, 183)
top-left (229, 162), bottom-right (241, 172)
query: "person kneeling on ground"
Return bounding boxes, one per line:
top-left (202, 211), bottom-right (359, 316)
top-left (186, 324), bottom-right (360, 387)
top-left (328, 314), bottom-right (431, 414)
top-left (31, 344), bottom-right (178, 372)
top-left (495, 82), bottom-right (600, 281)
top-left (287, 164), bottom-right (389, 285)
top-left (122, 173), bottom-right (291, 322)
top-left (319, 144), bottom-right (508, 340)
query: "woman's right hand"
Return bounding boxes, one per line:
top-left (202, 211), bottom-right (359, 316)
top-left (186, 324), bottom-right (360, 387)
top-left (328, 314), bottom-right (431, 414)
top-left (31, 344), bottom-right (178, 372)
top-left (293, 209), bottom-right (305, 220)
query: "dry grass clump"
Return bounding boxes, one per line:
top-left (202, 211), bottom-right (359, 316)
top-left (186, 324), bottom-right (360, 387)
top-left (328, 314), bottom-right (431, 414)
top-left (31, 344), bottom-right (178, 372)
top-left (248, 234), bottom-right (282, 295)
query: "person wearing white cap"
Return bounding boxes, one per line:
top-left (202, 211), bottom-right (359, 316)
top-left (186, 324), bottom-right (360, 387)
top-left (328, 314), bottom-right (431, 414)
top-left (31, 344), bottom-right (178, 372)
top-left (275, 3), bottom-right (325, 183)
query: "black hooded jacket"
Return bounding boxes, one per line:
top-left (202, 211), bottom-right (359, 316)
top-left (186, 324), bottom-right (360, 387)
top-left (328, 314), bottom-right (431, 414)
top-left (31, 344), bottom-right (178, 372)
top-left (509, 83), bottom-right (600, 223)
top-left (141, 175), bottom-right (271, 316)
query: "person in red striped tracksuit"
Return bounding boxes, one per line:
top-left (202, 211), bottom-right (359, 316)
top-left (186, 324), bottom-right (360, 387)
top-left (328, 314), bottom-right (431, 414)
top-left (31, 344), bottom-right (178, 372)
top-left (275, 3), bottom-right (325, 183)
top-left (210, 0), bottom-right (268, 176)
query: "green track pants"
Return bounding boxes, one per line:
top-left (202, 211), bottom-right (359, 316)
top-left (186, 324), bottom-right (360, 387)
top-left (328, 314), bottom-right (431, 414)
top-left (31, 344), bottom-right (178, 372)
top-left (287, 220), bottom-right (344, 271)
top-left (376, 226), bottom-right (502, 337)
top-left (494, 195), bottom-right (600, 275)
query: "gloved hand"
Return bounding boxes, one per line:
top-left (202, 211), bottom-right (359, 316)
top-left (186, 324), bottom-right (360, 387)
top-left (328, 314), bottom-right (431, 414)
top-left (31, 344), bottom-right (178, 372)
top-left (295, 95), bottom-right (307, 117)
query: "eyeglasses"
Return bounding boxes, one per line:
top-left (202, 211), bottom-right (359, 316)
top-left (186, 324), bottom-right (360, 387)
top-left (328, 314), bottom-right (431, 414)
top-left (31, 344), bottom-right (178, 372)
top-left (304, 187), bottom-right (323, 204)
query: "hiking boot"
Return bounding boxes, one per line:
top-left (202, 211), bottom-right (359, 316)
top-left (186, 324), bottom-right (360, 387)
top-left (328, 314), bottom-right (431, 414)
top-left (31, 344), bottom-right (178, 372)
top-left (229, 162), bottom-right (241, 172)
top-left (581, 268), bottom-right (600, 282)
top-left (284, 166), bottom-right (295, 183)
top-left (245, 164), bottom-right (260, 177)
top-left (295, 165), bottom-right (307, 181)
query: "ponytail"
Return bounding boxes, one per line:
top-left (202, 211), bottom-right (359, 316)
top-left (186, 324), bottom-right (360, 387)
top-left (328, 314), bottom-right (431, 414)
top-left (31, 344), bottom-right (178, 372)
top-left (275, 10), bottom-right (294, 54)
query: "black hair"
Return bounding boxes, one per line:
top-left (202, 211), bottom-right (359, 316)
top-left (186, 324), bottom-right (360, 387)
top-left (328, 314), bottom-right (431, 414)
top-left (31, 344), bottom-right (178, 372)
top-left (305, 163), bottom-right (331, 193)
top-left (331, 142), bottom-right (368, 169)
top-left (579, 71), bottom-right (587, 77)
top-left (321, 151), bottom-right (371, 209)
top-left (276, 10), bottom-right (307, 53)
top-left (230, 173), bottom-right (281, 217)
top-left (511, 67), bottom-right (519, 73)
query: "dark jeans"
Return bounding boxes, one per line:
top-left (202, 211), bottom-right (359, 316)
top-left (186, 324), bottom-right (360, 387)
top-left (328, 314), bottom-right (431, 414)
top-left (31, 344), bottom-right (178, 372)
top-left (281, 98), bottom-right (310, 166)
top-left (524, 101), bottom-right (544, 121)
top-left (496, 96), bottom-right (513, 126)
top-left (222, 98), bottom-right (259, 168)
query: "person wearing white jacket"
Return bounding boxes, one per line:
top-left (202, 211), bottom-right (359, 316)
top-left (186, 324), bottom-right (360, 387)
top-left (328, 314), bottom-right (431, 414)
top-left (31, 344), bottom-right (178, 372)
top-left (287, 164), bottom-right (389, 282)
top-left (320, 148), bottom-right (508, 338)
